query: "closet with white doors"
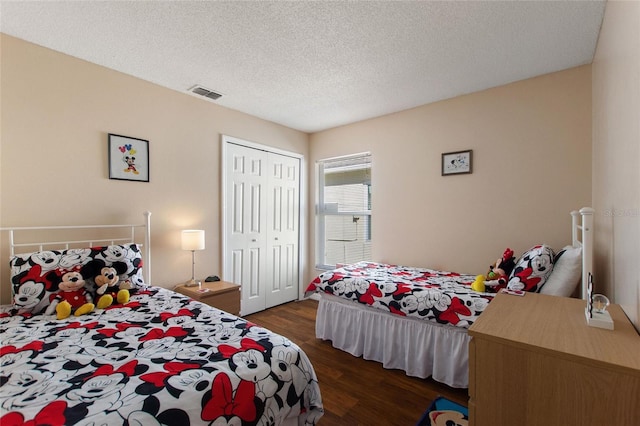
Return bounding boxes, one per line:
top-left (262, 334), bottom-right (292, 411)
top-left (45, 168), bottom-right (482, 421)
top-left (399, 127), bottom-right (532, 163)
top-left (222, 136), bottom-right (302, 315)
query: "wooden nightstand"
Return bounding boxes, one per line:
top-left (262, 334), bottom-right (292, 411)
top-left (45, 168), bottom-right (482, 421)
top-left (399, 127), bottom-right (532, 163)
top-left (174, 280), bottom-right (241, 316)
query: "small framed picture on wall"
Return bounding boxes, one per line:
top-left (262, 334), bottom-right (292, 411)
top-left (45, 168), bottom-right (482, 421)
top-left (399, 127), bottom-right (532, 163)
top-left (442, 150), bottom-right (472, 176)
top-left (108, 133), bottom-right (150, 182)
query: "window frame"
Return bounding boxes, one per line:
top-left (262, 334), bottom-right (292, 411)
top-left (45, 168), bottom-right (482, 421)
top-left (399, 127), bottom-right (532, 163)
top-left (316, 152), bottom-right (372, 270)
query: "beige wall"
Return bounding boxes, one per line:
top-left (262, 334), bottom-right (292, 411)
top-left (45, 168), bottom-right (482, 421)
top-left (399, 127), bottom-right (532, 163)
top-left (310, 66), bottom-right (592, 280)
top-left (0, 34), bottom-right (309, 304)
top-left (0, 33), bottom-right (603, 318)
top-left (592, 0), bottom-right (640, 328)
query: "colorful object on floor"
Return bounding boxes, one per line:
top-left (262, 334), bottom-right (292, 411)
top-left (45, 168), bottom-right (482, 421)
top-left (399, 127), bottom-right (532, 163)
top-left (416, 396), bottom-right (468, 426)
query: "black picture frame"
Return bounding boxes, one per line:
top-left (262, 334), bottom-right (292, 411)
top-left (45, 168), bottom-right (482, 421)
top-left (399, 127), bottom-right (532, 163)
top-left (441, 149), bottom-right (472, 176)
top-left (108, 133), bottom-right (150, 182)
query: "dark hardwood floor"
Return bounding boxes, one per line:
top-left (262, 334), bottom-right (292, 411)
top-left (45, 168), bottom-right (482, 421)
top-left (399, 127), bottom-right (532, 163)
top-left (245, 299), bottom-right (469, 425)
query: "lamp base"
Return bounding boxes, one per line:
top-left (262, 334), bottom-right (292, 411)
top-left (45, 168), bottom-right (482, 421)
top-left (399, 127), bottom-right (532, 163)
top-left (184, 278), bottom-right (199, 287)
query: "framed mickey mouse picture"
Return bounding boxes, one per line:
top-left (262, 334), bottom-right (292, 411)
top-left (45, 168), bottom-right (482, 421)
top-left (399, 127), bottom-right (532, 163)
top-left (108, 133), bottom-right (150, 182)
top-left (441, 149), bottom-right (472, 176)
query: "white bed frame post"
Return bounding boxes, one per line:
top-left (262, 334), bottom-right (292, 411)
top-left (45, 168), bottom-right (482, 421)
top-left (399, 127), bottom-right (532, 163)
top-left (144, 211), bottom-right (152, 284)
top-left (572, 207), bottom-right (594, 300)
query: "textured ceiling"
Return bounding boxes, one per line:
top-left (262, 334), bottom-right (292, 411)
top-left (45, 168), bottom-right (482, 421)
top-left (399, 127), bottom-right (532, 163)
top-left (0, 1), bottom-right (605, 133)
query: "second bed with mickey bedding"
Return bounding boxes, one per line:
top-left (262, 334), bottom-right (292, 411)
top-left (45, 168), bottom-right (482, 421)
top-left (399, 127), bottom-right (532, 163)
top-left (305, 209), bottom-right (591, 388)
top-left (1, 232), bottom-right (323, 425)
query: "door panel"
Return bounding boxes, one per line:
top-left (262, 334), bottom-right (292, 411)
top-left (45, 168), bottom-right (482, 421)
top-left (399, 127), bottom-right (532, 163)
top-left (232, 183), bottom-right (243, 234)
top-left (230, 250), bottom-right (243, 284)
top-left (265, 152), bottom-right (300, 308)
top-left (271, 245), bottom-right (282, 291)
top-left (225, 143), bottom-right (267, 315)
top-left (250, 184), bottom-right (261, 233)
top-left (249, 248), bottom-right (261, 299)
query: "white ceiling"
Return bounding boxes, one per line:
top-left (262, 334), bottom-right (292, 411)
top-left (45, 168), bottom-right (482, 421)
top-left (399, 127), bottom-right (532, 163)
top-left (0, 0), bottom-right (606, 133)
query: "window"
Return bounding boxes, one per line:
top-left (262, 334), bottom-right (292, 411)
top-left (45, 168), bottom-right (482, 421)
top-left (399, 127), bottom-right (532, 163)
top-left (316, 153), bottom-right (372, 269)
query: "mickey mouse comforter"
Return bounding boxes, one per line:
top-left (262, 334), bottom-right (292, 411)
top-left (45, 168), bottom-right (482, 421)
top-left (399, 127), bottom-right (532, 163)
top-left (306, 262), bottom-right (493, 328)
top-left (0, 287), bottom-right (323, 426)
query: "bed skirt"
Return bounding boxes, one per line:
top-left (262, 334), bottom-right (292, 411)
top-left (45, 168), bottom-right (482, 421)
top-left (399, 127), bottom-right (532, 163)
top-left (315, 294), bottom-right (470, 388)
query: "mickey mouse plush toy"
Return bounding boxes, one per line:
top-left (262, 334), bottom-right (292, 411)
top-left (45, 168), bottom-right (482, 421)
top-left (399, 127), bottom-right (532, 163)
top-left (94, 266), bottom-right (132, 309)
top-left (45, 271), bottom-right (94, 320)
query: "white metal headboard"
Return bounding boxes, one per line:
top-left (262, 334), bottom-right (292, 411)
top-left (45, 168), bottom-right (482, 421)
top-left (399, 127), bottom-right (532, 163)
top-left (1, 211), bottom-right (152, 284)
top-left (571, 207), bottom-right (594, 300)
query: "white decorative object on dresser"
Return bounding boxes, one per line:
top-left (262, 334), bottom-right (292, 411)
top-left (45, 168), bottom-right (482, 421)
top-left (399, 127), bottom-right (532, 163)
top-left (584, 272), bottom-right (614, 330)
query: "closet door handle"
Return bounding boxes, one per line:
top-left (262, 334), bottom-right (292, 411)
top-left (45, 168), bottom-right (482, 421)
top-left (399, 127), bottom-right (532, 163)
top-left (252, 239), bottom-right (257, 242)
top-left (274, 237), bottom-right (279, 241)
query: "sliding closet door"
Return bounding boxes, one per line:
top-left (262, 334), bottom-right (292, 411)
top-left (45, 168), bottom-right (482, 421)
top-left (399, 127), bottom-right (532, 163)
top-left (265, 153), bottom-right (300, 308)
top-left (224, 139), bottom-right (301, 315)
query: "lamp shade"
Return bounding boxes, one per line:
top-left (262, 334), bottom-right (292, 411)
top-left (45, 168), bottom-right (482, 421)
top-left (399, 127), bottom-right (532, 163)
top-left (181, 229), bottom-right (205, 251)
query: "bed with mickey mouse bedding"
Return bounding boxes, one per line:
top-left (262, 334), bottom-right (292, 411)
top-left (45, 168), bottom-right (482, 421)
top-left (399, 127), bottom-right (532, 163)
top-left (305, 208), bottom-right (593, 389)
top-left (0, 218), bottom-right (323, 426)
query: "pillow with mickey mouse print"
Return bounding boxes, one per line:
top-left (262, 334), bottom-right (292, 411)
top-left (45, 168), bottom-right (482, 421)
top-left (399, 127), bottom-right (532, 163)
top-left (8, 243), bottom-right (147, 316)
top-left (507, 244), bottom-right (555, 293)
top-left (9, 248), bottom-right (93, 315)
top-left (84, 244), bottom-right (147, 289)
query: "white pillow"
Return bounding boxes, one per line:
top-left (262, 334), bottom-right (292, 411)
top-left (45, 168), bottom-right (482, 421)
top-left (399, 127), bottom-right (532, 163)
top-left (540, 246), bottom-right (582, 297)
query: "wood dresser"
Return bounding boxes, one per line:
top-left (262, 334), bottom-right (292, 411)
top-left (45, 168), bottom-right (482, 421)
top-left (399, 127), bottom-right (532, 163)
top-left (468, 292), bottom-right (640, 426)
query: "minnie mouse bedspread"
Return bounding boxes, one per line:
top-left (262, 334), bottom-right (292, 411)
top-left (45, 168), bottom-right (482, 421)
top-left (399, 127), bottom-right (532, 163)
top-left (306, 262), bottom-right (493, 328)
top-left (0, 287), bottom-right (323, 426)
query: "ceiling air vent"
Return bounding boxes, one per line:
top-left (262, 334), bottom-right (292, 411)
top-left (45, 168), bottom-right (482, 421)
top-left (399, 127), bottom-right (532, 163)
top-left (189, 85), bottom-right (223, 101)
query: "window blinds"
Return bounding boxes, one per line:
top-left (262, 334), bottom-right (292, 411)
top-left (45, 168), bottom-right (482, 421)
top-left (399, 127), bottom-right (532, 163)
top-left (317, 153), bottom-right (372, 267)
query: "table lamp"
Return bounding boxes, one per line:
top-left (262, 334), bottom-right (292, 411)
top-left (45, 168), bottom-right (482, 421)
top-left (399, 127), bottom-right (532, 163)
top-left (182, 229), bottom-right (205, 286)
